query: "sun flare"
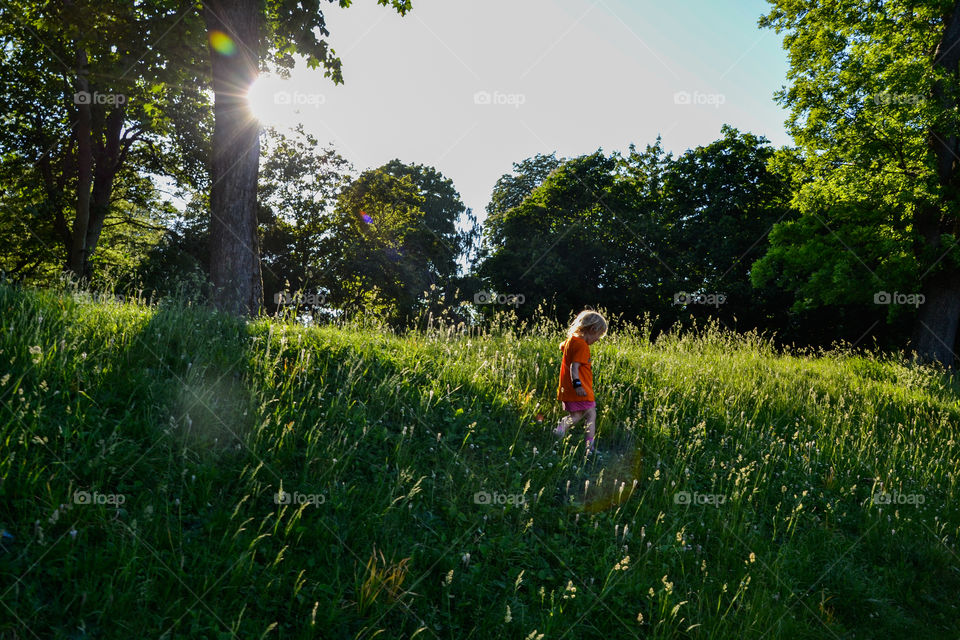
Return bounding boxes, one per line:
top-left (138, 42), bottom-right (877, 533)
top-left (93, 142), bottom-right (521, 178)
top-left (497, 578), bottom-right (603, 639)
top-left (246, 74), bottom-right (327, 129)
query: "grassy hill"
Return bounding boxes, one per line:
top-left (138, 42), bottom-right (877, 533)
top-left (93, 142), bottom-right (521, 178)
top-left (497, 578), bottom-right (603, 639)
top-left (1, 283), bottom-right (959, 639)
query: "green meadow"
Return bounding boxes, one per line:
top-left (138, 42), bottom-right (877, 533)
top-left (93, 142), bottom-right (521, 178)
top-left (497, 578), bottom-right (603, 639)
top-left (1, 282), bottom-right (959, 639)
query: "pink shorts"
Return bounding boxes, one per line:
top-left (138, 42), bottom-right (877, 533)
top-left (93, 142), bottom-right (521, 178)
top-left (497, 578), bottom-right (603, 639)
top-left (562, 400), bottom-right (596, 412)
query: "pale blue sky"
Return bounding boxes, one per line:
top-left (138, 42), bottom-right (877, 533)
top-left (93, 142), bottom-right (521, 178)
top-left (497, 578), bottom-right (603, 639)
top-left (249, 0), bottom-right (791, 223)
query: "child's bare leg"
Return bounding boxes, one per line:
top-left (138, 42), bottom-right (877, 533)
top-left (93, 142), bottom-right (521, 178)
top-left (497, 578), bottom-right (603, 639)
top-left (554, 411), bottom-right (584, 436)
top-left (583, 407), bottom-right (597, 451)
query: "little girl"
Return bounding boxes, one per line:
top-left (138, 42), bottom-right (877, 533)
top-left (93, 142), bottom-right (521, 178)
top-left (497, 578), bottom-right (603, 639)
top-left (554, 310), bottom-right (608, 454)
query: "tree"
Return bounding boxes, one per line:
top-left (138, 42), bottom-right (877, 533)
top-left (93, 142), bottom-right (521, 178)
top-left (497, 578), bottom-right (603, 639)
top-left (258, 126), bottom-right (353, 309)
top-left (759, 0), bottom-right (960, 365)
top-left (380, 159), bottom-right (477, 297)
top-left (203, 0), bottom-right (413, 316)
top-left (320, 162), bottom-right (470, 325)
top-left (659, 126), bottom-right (795, 332)
top-left (0, 0), bottom-right (207, 281)
top-left (486, 152), bottom-right (562, 219)
top-left (478, 152), bottom-right (619, 318)
top-left (478, 152), bottom-right (562, 274)
top-left (476, 132), bottom-right (796, 332)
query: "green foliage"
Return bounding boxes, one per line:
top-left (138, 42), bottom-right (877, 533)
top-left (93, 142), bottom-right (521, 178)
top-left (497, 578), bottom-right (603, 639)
top-left (265, 0), bottom-right (413, 82)
top-left (258, 126), bottom-right (354, 309)
top-left (485, 152), bottom-right (562, 221)
top-left (319, 161), bottom-right (473, 326)
top-left (0, 0), bottom-right (209, 280)
top-left (478, 129), bottom-right (797, 335)
top-left (755, 0), bottom-right (959, 313)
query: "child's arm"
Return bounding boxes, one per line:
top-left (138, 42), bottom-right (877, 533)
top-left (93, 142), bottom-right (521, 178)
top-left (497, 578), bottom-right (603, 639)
top-left (570, 362), bottom-right (587, 396)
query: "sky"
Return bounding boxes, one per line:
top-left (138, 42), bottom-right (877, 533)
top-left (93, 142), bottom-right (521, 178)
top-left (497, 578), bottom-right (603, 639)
top-left (247, 0), bottom-right (792, 225)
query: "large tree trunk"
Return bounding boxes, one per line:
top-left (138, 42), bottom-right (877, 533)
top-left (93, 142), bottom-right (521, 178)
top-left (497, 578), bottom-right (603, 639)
top-left (913, 0), bottom-right (960, 366)
top-left (204, 0), bottom-right (263, 316)
top-left (69, 47), bottom-right (93, 278)
top-left (913, 270), bottom-right (960, 365)
top-left (83, 107), bottom-right (125, 276)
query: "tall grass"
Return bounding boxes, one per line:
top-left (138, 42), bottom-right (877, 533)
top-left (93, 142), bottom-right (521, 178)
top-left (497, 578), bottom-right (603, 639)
top-left (1, 282), bottom-right (958, 639)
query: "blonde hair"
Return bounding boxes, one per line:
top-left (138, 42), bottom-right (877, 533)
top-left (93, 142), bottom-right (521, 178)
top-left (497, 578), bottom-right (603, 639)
top-left (566, 309), bottom-right (608, 339)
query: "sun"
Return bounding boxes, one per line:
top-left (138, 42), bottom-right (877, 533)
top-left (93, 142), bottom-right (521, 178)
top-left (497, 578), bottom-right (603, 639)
top-left (246, 75), bottom-right (288, 127)
top-left (246, 74), bottom-right (327, 130)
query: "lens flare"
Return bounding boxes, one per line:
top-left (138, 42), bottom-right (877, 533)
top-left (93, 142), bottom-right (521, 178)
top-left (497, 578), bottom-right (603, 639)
top-left (209, 30), bottom-right (236, 55)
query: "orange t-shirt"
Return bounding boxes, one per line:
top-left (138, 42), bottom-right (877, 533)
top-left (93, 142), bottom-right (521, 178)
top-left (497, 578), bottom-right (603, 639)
top-left (557, 335), bottom-right (593, 402)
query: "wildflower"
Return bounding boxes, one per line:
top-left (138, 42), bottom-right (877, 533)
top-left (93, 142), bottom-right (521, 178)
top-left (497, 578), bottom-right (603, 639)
top-left (661, 575), bottom-right (673, 594)
top-left (504, 605), bottom-right (512, 623)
